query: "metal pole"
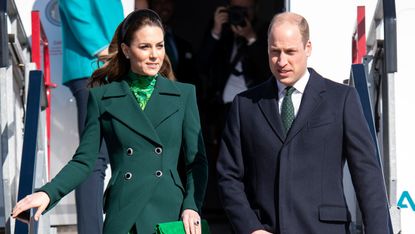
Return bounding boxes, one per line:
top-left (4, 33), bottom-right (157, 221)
top-left (0, 0), bottom-right (8, 67)
top-left (284, 0), bottom-right (290, 12)
top-left (382, 71), bottom-right (400, 233)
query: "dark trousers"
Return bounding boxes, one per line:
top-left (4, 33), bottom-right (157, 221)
top-left (66, 78), bottom-right (108, 234)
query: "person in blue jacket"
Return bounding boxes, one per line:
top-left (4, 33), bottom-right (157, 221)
top-left (58, 1), bottom-right (123, 233)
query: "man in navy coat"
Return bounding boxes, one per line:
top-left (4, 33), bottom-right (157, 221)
top-left (216, 12), bottom-right (390, 234)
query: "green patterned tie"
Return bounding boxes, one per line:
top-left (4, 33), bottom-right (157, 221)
top-left (281, 86), bottom-right (295, 133)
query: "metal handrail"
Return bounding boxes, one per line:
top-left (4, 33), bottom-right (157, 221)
top-left (12, 9), bottom-right (54, 234)
top-left (6, 0), bottom-right (30, 50)
top-left (350, 63), bottom-right (394, 234)
top-left (14, 70), bottom-right (45, 234)
top-left (31, 10), bottom-right (56, 179)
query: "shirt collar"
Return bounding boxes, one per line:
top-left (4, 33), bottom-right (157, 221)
top-left (277, 69), bottom-right (310, 96)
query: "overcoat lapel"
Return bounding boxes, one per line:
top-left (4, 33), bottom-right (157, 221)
top-left (285, 70), bottom-right (326, 143)
top-left (144, 76), bottom-right (180, 129)
top-left (257, 78), bottom-right (285, 142)
top-left (101, 80), bottom-right (162, 146)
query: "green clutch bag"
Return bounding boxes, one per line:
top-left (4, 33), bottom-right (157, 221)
top-left (155, 220), bottom-right (210, 234)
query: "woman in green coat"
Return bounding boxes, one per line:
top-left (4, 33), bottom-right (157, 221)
top-left (12, 9), bottom-right (208, 234)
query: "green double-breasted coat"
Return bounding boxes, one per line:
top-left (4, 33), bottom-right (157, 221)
top-left (41, 76), bottom-right (208, 233)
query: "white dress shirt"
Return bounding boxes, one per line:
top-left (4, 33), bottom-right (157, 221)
top-left (222, 40), bottom-right (248, 104)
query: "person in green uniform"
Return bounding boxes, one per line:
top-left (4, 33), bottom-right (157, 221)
top-left (12, 9), bottom-right (208, 234)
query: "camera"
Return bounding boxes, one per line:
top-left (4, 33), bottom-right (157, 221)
top-left (222, 6), bottom-right (248, 27)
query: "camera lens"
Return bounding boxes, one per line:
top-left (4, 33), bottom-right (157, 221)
top-left (228, 6), bottom-right (247, 27)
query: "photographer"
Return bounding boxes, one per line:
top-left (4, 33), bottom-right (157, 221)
top-left (198, 0), bottom-right (270, 151)
top-left (212, 5), bottom-right (256, 47)
top-left (196, 0), bottom-right (270, 226)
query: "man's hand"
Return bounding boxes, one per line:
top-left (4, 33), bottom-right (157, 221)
top-left (212, 6), bottom-right (229, 37)
top-left (231, 18), bottom-right (256, 43)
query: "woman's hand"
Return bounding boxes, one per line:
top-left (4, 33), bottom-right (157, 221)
top-left (11, 191), bottom-right (50, 221)
top-left (181, 209), bottom-right (201, 234)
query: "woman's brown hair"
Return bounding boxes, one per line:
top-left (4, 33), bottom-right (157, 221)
top-left (90, 9), bottom-right (175, 87)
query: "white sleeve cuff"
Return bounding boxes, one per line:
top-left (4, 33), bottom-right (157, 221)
top-left (247, 37), bottom-right (256, 46)
top-left (211, 31), bottom-right (220, 40)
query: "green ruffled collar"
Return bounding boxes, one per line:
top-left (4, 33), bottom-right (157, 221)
top-left (126, 71), bottom-right (158, 110)
top-left (126, 71), bottom-right (158, 88)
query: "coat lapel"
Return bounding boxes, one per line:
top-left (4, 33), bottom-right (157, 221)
top-left (257, 78), bottom-right (285, 142)
top-left (285, 69), bottom-right (326, 143)
top-left (101, 80), bottom-right (162, 146)
top-left (143, 76), bottom-right (180, 129)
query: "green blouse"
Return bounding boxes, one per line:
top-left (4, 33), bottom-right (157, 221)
top-left (126, 71), bottom-right (157, 110)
